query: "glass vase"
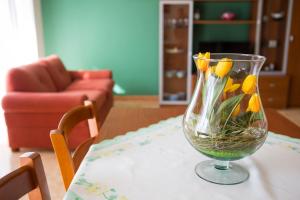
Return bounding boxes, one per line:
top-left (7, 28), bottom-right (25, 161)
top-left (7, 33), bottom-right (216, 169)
top-left (183, 53), bottom-right (268, 185)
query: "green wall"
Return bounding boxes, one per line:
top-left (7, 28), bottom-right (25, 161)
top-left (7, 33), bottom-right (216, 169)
top-left (42, 0), bottom-right (159, 95)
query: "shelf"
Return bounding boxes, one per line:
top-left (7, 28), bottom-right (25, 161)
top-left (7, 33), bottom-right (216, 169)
top-left (193, 20), bottom-right (256, 25)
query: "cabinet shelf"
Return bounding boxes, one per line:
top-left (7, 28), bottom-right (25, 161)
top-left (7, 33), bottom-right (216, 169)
top-left (193, 20), bottom-right (256, 25)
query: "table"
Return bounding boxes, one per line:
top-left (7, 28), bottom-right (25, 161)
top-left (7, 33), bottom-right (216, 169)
top-left (97, 108), bottom-right (300, 142)
top-left (64, 108), bottom-right (300, 200)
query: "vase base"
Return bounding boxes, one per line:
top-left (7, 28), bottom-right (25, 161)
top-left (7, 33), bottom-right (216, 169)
top-left (195, 160), bottom-right (249, 185)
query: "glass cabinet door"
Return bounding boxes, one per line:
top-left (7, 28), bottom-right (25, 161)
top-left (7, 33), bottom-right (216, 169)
top-left (160, 1), bottom-right (192, 104)
top-left (260, 0), bottom-right (289, 73)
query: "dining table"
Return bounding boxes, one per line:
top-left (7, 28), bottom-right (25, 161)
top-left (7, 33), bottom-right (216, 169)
top-left (64, 107), bottom-right (300, 200)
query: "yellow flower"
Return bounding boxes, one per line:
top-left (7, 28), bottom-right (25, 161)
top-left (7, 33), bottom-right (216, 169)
top-left (205, 66), bottom-right (215, 80)
top-left (232, 104), bottom-right (240, 117)
top-left (247, 93), bottom-right (260, 113)
top-left (196, 52), bottom-right (210, 72)
top-left (215, 58), bottom-right (233, 78)
top-left (224, 78), bottom-right (240, 93)
top-left (242, 75), bottom-right (257, 94)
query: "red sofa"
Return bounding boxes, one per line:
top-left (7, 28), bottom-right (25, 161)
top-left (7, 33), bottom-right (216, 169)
top-left (1, 55), bottom-right (114, 150)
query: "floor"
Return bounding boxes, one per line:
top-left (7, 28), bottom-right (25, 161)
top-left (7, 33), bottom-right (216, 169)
top-left (0, 96), bottom-right (300, 199)
top-left (278, 108), bottom-right (300, 127)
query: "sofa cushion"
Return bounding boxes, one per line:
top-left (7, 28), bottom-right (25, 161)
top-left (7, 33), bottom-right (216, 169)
top-left (6, 61), bottom-right (57, 92)
top-left (65, 79), bottom-right (114, 95)
top-left (42, 55), bottom-right (72, 91)
top-left (61, 90), bottom-right (106, 110)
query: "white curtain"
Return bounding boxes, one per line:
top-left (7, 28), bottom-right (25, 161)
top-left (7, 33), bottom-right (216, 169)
top-left (0, 0), bottom-right (44, 144)
top-left (0, 0), bottom-right (44, 94)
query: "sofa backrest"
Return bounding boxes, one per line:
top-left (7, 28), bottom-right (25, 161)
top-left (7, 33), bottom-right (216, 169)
top-left (6, 61), bottom-right (57, 92)
top-left (42, 55), bottom-right (72, 91)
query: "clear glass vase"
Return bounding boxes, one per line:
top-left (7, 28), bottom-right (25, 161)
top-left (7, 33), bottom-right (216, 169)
top-left (183, 53), bottom-right (268, 185)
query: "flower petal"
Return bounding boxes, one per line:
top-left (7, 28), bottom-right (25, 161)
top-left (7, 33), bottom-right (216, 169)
top-left (224, 78), bottom-right (233, 92)
top-left (228, 84), bottom-right (240, 93)
top-left (215, 58), bottom-right (233, 78)
top-left (242, 75), bottom-right (257, 94)
top-left (196, 52), bottom-right (210, 71)
top-left (247, 93), bottom-right (260, 113)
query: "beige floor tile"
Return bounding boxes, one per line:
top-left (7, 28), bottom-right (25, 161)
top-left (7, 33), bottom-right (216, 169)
top-left (279, 108), bottom-right (300, 127)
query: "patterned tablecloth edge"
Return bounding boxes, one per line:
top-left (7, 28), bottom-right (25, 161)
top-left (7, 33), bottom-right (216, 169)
top-left (92, 115), bottom-right (300, 152)
top-left (91, 115), bottom-right (181, 152)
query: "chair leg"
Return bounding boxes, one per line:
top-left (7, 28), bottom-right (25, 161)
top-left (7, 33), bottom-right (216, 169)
top-left (11, 147), bottom-right (20, 152)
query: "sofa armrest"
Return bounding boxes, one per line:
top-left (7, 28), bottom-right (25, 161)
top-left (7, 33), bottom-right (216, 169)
top-left (69, 70), bottom-right (112, 80)
top-left (2, 92), bottom-right (88, 113)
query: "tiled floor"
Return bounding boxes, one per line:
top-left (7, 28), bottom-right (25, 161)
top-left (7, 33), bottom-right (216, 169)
top-left (279, 108), bottom-right (300, 127)
top-left (0, 97), bottom-right (300, 199)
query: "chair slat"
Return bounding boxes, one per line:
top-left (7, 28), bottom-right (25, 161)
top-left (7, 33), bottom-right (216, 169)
top-left (50, 130), bottom-right (75, 189)
top-left (58, 105), bottom-right (93, 136)
top-left (20, 152), bottom-right (51, 200)
top-left (0, 152), bottom-right (50, 200)
top-left (73, 137), bottom-right (95, 171)
top-left (0, 166), bottom-right (35, 199)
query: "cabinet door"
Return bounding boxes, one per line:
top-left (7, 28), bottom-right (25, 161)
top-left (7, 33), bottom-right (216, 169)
top-left (259, 76), bottom-right (289, 108)
top-left (159, 1), bottom-right (192, 105)
top-left (260, 0), bottom-right (289, 73)
top-left (287, 0), bottom-right (300, 107)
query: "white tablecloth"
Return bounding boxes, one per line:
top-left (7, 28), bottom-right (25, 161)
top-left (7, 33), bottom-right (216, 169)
top-left (65, 116), bottom-right (300, 200)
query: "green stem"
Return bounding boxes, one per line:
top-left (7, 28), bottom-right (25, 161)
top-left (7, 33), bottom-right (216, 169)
top-left (222, 94), bottom-right (245, 132)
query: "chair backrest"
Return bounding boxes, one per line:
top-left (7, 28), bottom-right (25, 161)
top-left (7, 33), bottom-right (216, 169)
top-left (50, 100), bottom-right (99, 190)
top-left (0, 152), bottom-right (51, 200)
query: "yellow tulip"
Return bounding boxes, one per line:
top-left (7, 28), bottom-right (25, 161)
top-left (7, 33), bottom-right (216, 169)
top-left (215, 58), bottom-right (233, 78)
top-left (224, 78), bottom-right (233, 91)
top-left (228, 84), bottom-right (240, 92)
top-left (232, 104), bottom-right (240, 117)
top-left (196, 52), bottom-right (210, 72)
top-left (247, 93), bottom-right (260, 113)
top-left (242, 75), bottom-right (257, 94)
top-left (224, 78), bottom-right (240, 93)
top-left (205, 66), bottom-right (215, 80)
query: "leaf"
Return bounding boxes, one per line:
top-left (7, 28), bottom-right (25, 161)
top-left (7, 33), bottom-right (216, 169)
top-left (224, 111), bottom-right (264, 132)
top-left (216, 94), bottom-right (245, 118)
top-left (215, 94), bottom-right (245, 123)
top-left (254, 111), bottom-right (264, 121)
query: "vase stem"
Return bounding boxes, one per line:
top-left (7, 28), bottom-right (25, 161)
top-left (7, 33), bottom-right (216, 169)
top-left (214, 160), bottom-right (230, 170)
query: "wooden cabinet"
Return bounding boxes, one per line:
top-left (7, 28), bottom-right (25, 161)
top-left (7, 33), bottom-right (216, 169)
top-left (287, 0), bottom-right (300, 107)
top-left (160, 0), bottom-right (295, 107)
top-left (191, 74), bottom-right (290, 108)
top-left (259, 76), bottom-right (289, 108)
top-left (159, 0), bottom-right (193, 105)
top-left (255, 0), bottom-right (293, 107)
top-left (259, 0), bottom-right (290, 73)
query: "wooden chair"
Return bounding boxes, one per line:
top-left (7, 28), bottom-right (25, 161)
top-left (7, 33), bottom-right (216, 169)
top-left (0, 152), bottom-right (51, 200)
top-left (50, 101), bottom-right (100, 190)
